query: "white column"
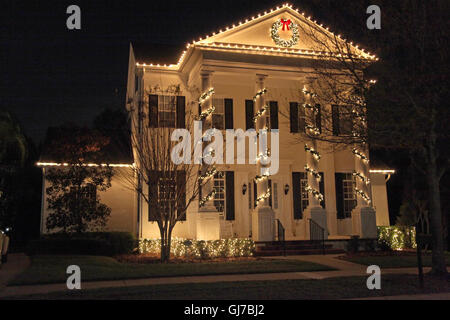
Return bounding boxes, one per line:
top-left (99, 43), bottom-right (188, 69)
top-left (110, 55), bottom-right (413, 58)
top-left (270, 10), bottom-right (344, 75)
top-left (252, 74), bottom-right (275, 242)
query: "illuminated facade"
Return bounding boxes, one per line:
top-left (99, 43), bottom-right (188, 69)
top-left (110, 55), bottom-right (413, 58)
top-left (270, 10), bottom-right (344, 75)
top-left (40, 4), bottom-right (393, 241)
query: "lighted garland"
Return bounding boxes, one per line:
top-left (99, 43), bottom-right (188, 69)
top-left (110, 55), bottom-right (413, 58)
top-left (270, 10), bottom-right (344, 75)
top-left (352, 148), bottom-right (369, 162)
top-left (271, 19), bottom-right (299, 48)
top-left (302, 87), bottom-right (318, 98)
top-left (353, 171), bottom-right (370, 184)
top-left (253, 104), bottom-right (269, 123)
top-left (199, 189), bottom-right (217, 208)
top-left (254, 174), bottom-right (269, 183)
top-left (198, 88), bottom-right (215, 105)
top-left (355, 188), bottom-right (371, 204)
top-left (302, 103), bottom-right (320, 112)
top-left (198, 105), bottom-right (216, 121)
top-left (252, 88), bottom-right (267, 101)
top-left (305, 165), bottom-right (321, 181)
top-left (256, 190), bottom-right (271, 204)
top-left (306, 124), bottom-right (320, 135)
top-left (199, 168), bottom-right (217, 182)
top-left (305, 185), bottom-right (324, 202)
top-left (304, 144), bottom-right (321, 160)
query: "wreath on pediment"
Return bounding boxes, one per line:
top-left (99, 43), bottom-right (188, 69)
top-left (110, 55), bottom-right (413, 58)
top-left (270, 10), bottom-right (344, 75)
top-left (271, 19), bottom-right (299, 48)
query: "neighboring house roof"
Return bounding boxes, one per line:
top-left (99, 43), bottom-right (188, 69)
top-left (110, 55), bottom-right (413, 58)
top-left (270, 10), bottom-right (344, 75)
top-left (38, 126), bottom-right (133, 166)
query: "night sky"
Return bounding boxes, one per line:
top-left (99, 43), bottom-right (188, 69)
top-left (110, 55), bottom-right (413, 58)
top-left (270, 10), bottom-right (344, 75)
top-left (2, 0), bottom-right (368, 143)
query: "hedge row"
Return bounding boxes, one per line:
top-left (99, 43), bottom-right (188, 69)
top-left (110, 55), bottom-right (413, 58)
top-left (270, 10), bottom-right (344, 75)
top-left (27, 232), bottom-right (137, 256)
top-left (377, 226), bottom-right (416, 250)
top-left (139, 238), bottom-right (255, 259)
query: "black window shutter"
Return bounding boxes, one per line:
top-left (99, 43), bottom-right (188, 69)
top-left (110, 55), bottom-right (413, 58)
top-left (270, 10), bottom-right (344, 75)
top-left (269, 101), bottom-right (279, 129)
top-left (225, 98), bottom-right (234, 129)
top-left (253, 181), bottom-right (257, 208)
top-left (292, 172), bottom-right (302, 219)
top-left (335, 173), bottom-right (344, 219)
top-left (315, 104), bottom-right (322, 133)
top-left (319, 172), bottom-right (325, 208)
top-left (198, 171), bottom-right (202, 207)
top-left (268, 179), bottom-right (272, 207)
top-left (176, 171), bottom-right (186, 221)
top-left (148, 171), bottom-right (158, 221)
top-left (332, 105), bottom-right (340, 136)
top-left (289, 102), bottom-right (298, 133)
top-left (149, 95), bottom-right (158, 127)
top-left (225, 171), bottom-right (235, 220)
top-left (245, 100), bottom-right (254, 130)
top-left (198, 104), bottom-right (202, 117)
top-left (176, 96), bottom-right (185, 128)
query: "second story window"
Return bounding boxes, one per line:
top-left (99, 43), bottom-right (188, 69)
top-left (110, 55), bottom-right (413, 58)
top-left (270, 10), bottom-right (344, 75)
top-left (159, 95), bottom-right (176, 128)
top-left (332, 105), bottom-right (353, 136)
top-left (149, 94), bottom-right (185, 128)
top-left (212, 98), bottom-right (225, 130)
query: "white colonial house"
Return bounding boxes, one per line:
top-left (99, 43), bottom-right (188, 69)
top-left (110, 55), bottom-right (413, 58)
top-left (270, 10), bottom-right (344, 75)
top-left (39, 4), bottom-right (394, 245)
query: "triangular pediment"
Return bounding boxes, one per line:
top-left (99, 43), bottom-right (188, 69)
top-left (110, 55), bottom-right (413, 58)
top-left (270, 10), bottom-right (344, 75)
top-left (195, 4), bottom-right (375, 60)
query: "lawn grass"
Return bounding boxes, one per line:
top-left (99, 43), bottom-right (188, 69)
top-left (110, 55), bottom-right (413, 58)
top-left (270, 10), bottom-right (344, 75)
top-left (9, 255), bottom-right (333, 286)
top-left (7, 274), bottom-right (450, 300)
top-left (341, 251), bottom-right (450, 268)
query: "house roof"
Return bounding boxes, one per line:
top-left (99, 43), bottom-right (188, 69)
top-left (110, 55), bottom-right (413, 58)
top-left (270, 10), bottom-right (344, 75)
top-left (132, 42), bottom-right (186, 66)
top-left (38, 126), bottom-right (133, 166)
top-left (134, 3), bottom-right (377, 70)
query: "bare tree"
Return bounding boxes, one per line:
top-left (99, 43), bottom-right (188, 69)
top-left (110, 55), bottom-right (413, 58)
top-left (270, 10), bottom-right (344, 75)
top-left (122, 84), bottom-right (210, 262)
top-left (280, 1), bottom-right (449, 275)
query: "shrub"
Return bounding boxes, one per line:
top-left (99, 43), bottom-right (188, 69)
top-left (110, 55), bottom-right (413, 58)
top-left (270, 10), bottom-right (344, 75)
top-left (27, 232), bottom-right (137, 256)
top-left (377, 226), bottom-right (416, 250)
top-left (346, 235), bottom-right (360, 253)
top-left (139, 238), bottom-right (255, 259)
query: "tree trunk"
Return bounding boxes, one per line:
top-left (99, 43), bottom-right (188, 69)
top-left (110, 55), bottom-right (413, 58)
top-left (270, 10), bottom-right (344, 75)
top-left (159, 224), bottom-right (172, 263)
top-left (426, 152), bottom-right (447, 276)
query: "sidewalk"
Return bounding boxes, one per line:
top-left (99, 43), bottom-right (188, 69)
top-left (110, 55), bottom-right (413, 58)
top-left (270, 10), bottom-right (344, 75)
top-left (0, 253), bottom-right (446, 298)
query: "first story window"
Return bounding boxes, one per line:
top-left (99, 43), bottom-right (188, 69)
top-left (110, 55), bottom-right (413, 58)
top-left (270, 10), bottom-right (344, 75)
top-left (148, 171), bottom-right (186, 221)
top-left (199, 171), bottom-right (235, 221)
top-left (335, 172), bottom-right (356, 219)
top-left (292, 172), bottom-right (325, 220)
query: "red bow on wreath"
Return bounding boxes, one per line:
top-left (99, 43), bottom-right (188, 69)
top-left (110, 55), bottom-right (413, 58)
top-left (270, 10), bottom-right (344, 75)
top-left (281, 19), bottom-right (291, 31)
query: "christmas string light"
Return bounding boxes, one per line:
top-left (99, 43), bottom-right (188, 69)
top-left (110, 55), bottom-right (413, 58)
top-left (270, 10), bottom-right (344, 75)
top-left (306, 124), bottom-right (320, 135)
top-left (353, 171), bottom-right (370, 184)
top-left (256, 190), bottom-right (271, 204)
top-left (199, 189), bottom-right (217, 207)
top-left (253, 104), bottom-right (269, 123)
top-left (305, 165), bottom-right (321, 181)
top-left (352, 148), bottom-right (369, 162)
top-left (254, 174), bottom-right (269, 183)
top-left (304, 144), bottom-right (321, 160)
top-left (302, 87), bottom-right (318, 98)
top-left (305, 185), bottom-right (324, 202)
top-left (197, 105), bottom-right (216, 121)
top-left (302, 103), bottom-right (320, 111)
top-left (199, 168), bottom-right (217, 182)
top-left (252, 88), bottom-right (267, 101)
top-left (198, 88), bottom-right (215, 105)
top-left (355, 187), bottom-right (371, 204)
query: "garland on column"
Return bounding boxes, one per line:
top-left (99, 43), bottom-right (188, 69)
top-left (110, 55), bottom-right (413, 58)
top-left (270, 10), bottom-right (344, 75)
top-left (253, 87), bottom-right (271, 206)
top-left (302, 87), bottom-right (323, 203)
top-left (198, 87), bottom-right (218, 208)
top-left (352, 147), bottom-right (371, 204)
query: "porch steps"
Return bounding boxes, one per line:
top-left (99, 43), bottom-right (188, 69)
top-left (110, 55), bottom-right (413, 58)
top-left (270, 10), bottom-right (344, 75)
top-left (254, 240), bottom-right (345, 256)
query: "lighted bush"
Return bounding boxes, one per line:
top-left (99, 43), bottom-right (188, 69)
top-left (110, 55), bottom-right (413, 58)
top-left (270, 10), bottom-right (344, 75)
top-left (377, 226), bottom-right (416, 250)
top-left (139, 238), bottom-right (255, 258)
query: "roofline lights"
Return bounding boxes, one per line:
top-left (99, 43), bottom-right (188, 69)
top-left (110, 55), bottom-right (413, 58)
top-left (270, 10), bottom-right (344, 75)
top-left (36, 162), bottom-right (135, 168)
top-left (369, 169), bottom-right (396, 174)
top-left (134, 3), bottom-right (377, 70)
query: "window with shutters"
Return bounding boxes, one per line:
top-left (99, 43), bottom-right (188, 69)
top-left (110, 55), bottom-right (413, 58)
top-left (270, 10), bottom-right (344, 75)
top-left (342, 173), bottom-right (357, 218)
top-left (298, 105), bottom-right (306, 132)
top-left (296, 172), bottom-right (326, 215)
top-left (71, 184), bottom-right (96, 206)
top-left (158, 95), bottom-right (176, 127)
top-left (212, 98), bottom-right (225, 130)
top-left (332, 105), bottom-right (353, 136)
